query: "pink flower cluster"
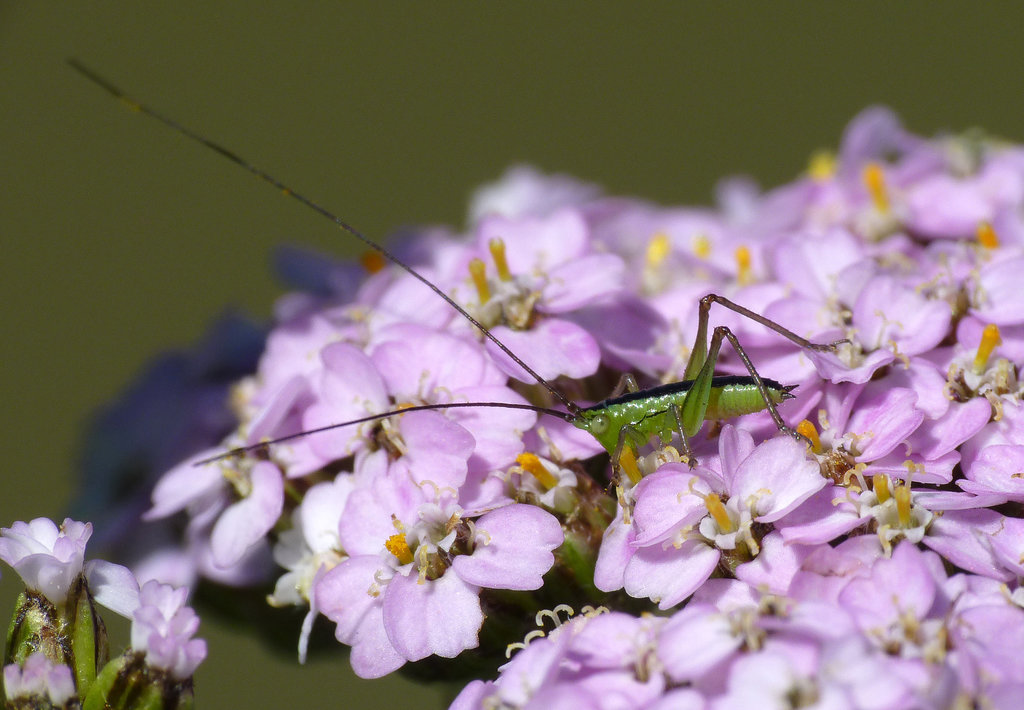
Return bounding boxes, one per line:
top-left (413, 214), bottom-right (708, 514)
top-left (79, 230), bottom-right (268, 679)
top-left (134, 107), bottom-right (1024, 705)
top-left (456, 544), bottom-right (1023, 710)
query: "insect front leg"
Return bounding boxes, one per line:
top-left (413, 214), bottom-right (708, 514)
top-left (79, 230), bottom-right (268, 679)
top-left (670, 403), bottom-right (697, 469)
top-left (610, 424), bottom-right (646, 487)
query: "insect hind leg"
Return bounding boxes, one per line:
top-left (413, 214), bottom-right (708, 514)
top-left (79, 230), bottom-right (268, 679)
top-left (714, 325), bottom-right (805, 444)
top-left (700, 293), bottom-right (848, 353)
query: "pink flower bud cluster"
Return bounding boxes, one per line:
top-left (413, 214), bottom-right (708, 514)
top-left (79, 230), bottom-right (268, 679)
top-left (0, 517), bottom-right (207, 699)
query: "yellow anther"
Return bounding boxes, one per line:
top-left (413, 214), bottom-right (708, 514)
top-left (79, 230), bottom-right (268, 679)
top-left (894, 483), bottom-right (912, 527)
top-left (360, 250), bottom-right (387, 274)
top-left (977, 221), bottom-right (1000, 249)
top-left (489, 238), bottom-right (513, 281)
top-left (516, 452), bottom-right (558, 490)
top-left (734, 245), bottom-right (753, 286)
top-left (469, 258), bottom-right (491, 305)
top-left (872, 474), bottom-right (891, 503)
top-left (646, 232), bottom-right (671, 268)
top-left (692, 233), bottom-right (712, 259)
top-left (808, 149), bottom-right (837, 181)
top-left (705, 493), bottom-right (734, 533)
top-left (862, 162), bottom-right (889, 213)
top-left (385, 533), bottom-right (414, 565)
top-left (973, 324), bottom-right (1002, 375)
top-left (796, 419), bottom-right (822, 454)
top-left (619, 447), bottom-right (643, 486)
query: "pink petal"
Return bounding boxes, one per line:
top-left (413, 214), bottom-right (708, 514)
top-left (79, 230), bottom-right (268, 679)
top-left (624, 540), bottom-right (720, 610)
top-left (315, 556), bottom-right (405, 679)
top-left (145, 450), bottom-right (225, 520)
top-left (658, 602), bottom-right (740, 682)
top-left (210, 461), bottom-right (284, 568)
top-left (594, 510), bottom-right (634, 593)
top-left (400, 410), bottom-right (475, 488)
top-left (84, 559), bottom-right (140, 617)
top-left (839, 542), bottom-right (936, 629)
top-left (542, 254), bottom-right (625, 312)
top-left (905, 397), bottom-right (991, 460)
top-left (382, 571), bottom-right (483, 661)
top-left (845, 387), bottom-right (924, 462)
top-left (975, 256), bottom-right (1024, 325)
top-left (477, 208), bottom-right (588, 274)
top-left (487, 319), bottom-right (600, 382)
top-left (735, 531), bottom-right (812, 595)
top-left (924, 509), bottom-right (1011, 581)
top-left (631, 466), bottom-right (709, 546)
top-left (339, 473), bottom-right (424, 555)
top-left (732, 437), bottom-right (825, 522)
top-left (452, 505), bottom-right (562, 590)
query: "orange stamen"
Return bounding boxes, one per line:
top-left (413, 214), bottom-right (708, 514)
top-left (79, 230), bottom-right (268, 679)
top-left (385, 533), bottom-right (413, 565)
top-left (705, 493), bottom-right (734, 533)
top-left (516, 453), bottom-right (558, 490)
top-left (735, 245), bottom-right (753, 286)
top-left (489, 238), bottom-right (512, 281)
top-left (862, 162), bottom-right (889, 212)
top-left (796, 419), bottom-right (822, 454)
top-left (692, 233), bottom-right (712, 259)
top-left (977, 221), bottom-right (1000, 249)
top-left (468, 258), bottom-right (491, 304)
top-left (646, 232), bottom-right (671, 268)
top-left (973, 324), bottom-right (1002, 375)
top-left (894, 484), bottom-right (912, 527)
top-left (872, 474), bottom-right (891, 503)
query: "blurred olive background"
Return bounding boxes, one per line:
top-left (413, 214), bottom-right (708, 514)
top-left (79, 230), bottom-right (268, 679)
top-left (2, 3), bottom-right (1023, 707)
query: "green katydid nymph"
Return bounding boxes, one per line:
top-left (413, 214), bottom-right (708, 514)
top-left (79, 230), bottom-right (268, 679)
top-left (68, 59), bottom-right (846, 484)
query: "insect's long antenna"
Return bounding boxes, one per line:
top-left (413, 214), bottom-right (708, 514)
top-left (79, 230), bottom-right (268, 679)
top-left (67, 59), bottom-right (584, 418)
top-left (195, 401), bottom-right (574, 466)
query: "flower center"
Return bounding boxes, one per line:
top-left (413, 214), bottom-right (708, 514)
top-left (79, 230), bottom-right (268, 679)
top-left (466, 237), bottom-right (539, 330)
top-left (385, 532), bottom-right (413, 566)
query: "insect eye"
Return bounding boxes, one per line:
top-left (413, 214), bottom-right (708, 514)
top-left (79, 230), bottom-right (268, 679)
top-left (589, 413), bottom-right (609, 434)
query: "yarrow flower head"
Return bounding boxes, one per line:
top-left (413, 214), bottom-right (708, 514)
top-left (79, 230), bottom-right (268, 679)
top-left (315, 466), bottom-right (564, 677)
top-left (75, 105), bottom-right (1024, 706)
